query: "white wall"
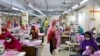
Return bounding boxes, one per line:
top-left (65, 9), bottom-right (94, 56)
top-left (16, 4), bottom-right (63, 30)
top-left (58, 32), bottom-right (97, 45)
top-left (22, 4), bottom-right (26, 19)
top-left (67, 15), bottom-right (76, 26)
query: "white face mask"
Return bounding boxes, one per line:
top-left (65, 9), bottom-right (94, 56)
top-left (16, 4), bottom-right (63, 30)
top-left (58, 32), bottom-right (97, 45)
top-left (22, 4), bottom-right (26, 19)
top-left (6, 39), bottom-right (12, 42)
top-left (86, 38), bottom-right (90, 40)
top-left (93, 30), bottom-right (96, 33)
top-left (2, 31), bottom-right (5, 34)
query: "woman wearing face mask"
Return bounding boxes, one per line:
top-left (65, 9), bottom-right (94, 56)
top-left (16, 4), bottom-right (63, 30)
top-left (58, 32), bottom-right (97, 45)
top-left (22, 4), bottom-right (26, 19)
top-left (29, 25), bottom-right (38, 40)
top-left (4, 34), bottom-right (22, 52)
top-left (79, 32), bottom-right (99, 54)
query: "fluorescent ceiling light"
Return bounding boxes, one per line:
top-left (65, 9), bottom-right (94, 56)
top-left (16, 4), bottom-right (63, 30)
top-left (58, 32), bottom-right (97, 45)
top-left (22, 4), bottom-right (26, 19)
top-left (80, 0), bottom-right (88, 5)
top-left (48, 10), bottom-right (54, 11)
top-left (12, 7), bottom-right (19, 11)
top-left (33, 7), bottom-right (46, 16)
top-left (28, 4), bottom-right (33, 9)
top-left (37, 10), bottom-right (46, 16)
top-left (72, 4), bottom-right (78, 9)
top-left (20, 10), bottom-right (25, 12)
top-left (62, 11), bottom-right (68, 14)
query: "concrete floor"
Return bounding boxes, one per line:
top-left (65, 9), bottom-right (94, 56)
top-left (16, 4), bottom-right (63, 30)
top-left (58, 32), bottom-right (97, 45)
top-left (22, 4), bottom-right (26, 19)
top-left (39, 36), bottom-right (76, 56)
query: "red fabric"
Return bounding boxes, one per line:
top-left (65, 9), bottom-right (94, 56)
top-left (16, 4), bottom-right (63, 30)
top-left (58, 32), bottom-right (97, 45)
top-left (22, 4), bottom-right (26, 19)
top-left (47, 29), bottom-right (55, 43)
top-left (0, 27), bottom-right (11, 40)
top-left (4, 34), bottom-right (22, 52)
top-left (0, 34), bottom-right (5, 40)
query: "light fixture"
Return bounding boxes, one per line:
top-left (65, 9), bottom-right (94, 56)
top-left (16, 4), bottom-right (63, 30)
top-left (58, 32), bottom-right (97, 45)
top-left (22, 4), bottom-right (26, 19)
top-left (48, 10), bottom-right (54, 11)
top-left (12, 7), bottom-right (19, 11)
top-left (80, 0), bottom-right (88, 5)
top-left (20, 10), bottom-right (25, 12)
top-left (72, 4), bottom-right (78, 9)
top-left (28, 4), bottom-right (33, 9)
top-left (62, 11), bottom-right (68, 14)
top-left (37, 10), bottom-right (46, 16)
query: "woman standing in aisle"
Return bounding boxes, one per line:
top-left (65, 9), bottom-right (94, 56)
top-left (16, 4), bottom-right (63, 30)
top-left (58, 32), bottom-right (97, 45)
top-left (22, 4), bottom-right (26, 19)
top-left (47, 20), bottom-right (57, 54)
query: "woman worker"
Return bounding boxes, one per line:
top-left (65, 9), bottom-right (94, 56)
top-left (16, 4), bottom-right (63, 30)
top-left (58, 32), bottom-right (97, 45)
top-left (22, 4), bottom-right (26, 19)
top-left (4, 33), bottom-right (22, 52)
top-left (29, 25), bottom-right (38, 40)
top-left (79, 32), bottom-right (99, 54)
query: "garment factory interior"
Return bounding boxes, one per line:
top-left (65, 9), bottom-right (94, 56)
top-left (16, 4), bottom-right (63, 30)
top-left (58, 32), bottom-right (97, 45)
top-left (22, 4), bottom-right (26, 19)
top-left (0, 0), bottom-right (100, 56)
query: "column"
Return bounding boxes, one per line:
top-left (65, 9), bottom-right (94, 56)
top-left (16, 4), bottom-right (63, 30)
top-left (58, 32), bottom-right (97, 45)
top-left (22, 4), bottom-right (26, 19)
top-left (21, 12), bottom-right (28, 26)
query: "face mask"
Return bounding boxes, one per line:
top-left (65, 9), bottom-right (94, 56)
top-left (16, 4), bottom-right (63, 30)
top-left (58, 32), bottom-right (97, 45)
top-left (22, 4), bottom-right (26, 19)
top-left (86, 38), bottom-right (90, 40)
top-left (93, 30), bottom-right (96, 33)
top-left (2, 31), bottom-right (5, 34)
top-left (6, 39), bottom-right (12, 42)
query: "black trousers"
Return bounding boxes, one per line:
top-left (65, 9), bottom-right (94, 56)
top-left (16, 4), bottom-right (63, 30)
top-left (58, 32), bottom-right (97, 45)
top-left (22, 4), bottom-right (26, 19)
top-left (42, 36), bottom-right (44, 43)
top-left (50, 39), bottom-right (55, 54)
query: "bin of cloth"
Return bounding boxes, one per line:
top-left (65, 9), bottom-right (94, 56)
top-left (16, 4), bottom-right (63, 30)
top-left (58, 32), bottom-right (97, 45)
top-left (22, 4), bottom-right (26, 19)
top-left (21, 40), bottom-right (42, 46)
top-left (76, 35), bottom-right (85, 43)
top-left (2, 51), bottom-right (26, 56)
top-left (22, 40), bottom-right (42, 56)
top-left (2, 50), bottom-right (18, 56)
top-left (91, 50), bottom-right (100, 56)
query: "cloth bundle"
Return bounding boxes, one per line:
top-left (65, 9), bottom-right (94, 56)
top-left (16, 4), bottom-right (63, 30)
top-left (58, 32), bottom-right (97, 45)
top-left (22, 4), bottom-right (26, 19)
top-left (82, 46), bottom-right (92, 55)
top-left (2, 50), bottom-right (18, 56)
top-left (21, 40), bottom-right (42, 46)
top-left (76, 35), bottom-right (85, 43)
top-left (91, 50), bottom-right (100, 56)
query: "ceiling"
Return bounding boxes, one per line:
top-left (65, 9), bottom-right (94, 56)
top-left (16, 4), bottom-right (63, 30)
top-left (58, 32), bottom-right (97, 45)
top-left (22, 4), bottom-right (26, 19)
top-left (26, 0), bottom-right (82, 15)
top-left (0, 0), bottom-right (83, 16)
top-left (30, 0), bottom-right (82, 11)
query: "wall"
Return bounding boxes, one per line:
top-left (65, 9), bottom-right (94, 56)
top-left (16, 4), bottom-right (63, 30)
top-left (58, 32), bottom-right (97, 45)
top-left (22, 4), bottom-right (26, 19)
top-left (77, 7), bottom-right (89, 32)
top-left (87, 0), bottom-right (100, 33)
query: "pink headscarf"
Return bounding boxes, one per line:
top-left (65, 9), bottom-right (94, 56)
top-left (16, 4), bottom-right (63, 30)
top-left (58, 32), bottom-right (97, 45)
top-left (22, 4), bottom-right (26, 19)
top-left (4, 34), bottom-right (22, 52)
top-left (55, 28), bottom-right (61, 48)
top-left (47, 20), bottom-right (56, 43)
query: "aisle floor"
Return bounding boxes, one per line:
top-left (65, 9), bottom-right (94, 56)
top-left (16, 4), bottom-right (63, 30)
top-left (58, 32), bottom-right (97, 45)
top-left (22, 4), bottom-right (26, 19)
top-left (39, 36), bottom-right (75, 56)
top-left (40, 44), bottom-right (69, 56)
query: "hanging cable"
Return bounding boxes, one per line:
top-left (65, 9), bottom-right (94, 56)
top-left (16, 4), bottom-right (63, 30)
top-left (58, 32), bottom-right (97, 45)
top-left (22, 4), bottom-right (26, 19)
top-left (45, 0), bottom-right (48, 10)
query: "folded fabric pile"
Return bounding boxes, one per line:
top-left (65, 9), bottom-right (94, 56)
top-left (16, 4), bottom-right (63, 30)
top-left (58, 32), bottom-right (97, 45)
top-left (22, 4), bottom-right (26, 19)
top-left (91, 50), bottom-right (100, 56)
top-left (21, 40), bottom-right (42, 46)
top-left (2, 50), bottom-right (18, 56)
top-left (82, 46), bottom-right (92, 55)
top-left (76, 35), bottom-right (85, 43)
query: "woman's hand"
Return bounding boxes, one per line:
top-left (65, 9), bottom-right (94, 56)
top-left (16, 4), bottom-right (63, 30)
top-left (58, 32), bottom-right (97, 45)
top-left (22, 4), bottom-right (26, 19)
top-left (89, 46), bottom-right (96, 52)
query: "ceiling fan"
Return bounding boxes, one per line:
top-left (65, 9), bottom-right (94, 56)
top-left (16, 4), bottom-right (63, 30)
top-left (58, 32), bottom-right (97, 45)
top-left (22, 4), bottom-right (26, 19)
top-left (62, 0), bottom-right (73, 5)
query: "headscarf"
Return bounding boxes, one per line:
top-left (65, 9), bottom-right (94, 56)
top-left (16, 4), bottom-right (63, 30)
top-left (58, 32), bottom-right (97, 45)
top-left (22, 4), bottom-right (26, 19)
top-left (47, 20), bottom-right (56, 43)
top-left (4, 34), bottom-right (22, 52)
top-left (65, 26), bottom-right (70, 31)
top-left (86, 31), bottom-right (94, 40)
top-left (6, 20), bottom-right (12, 28)
top-left (55, 25), bottom-right (61, 48)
